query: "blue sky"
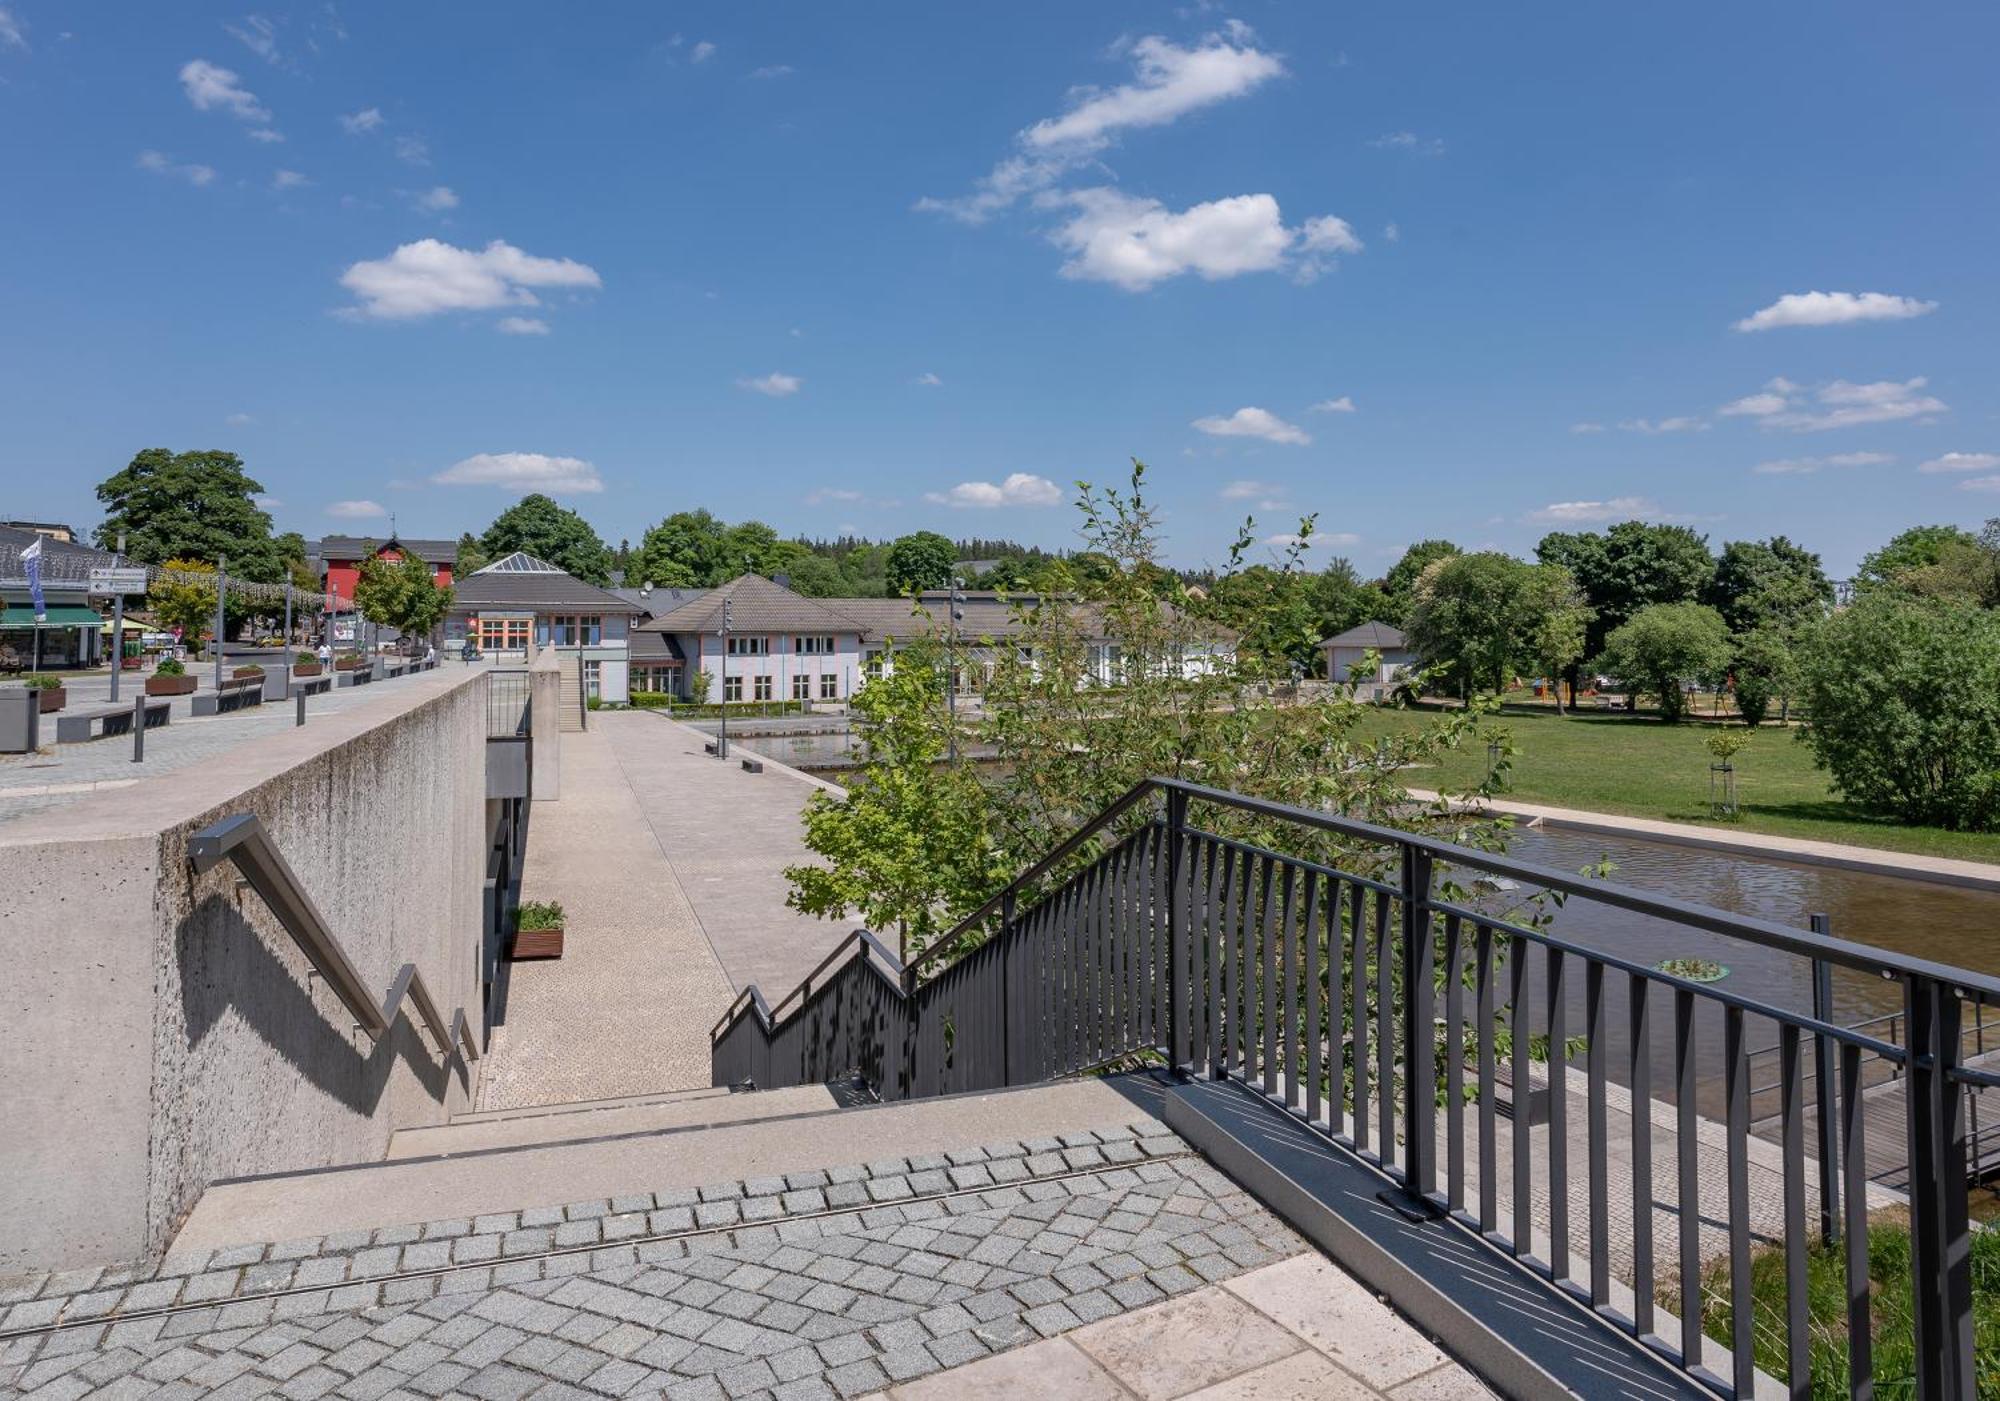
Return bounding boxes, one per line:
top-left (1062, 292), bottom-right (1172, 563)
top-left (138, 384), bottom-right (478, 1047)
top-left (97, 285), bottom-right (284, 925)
top-left (1, 3), bottom-right (1996, 576)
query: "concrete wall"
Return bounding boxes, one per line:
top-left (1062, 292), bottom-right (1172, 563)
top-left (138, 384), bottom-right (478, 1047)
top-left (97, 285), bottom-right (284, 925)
top-left (529, 646), bottom-right (561, 800)
top-left (0, 667), bottom-right (488, 1272)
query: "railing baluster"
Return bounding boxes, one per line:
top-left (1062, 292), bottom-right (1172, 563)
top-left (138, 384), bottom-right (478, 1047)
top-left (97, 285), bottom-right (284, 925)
top-left (1675, 988), bottom-right (1702, 1375)
top-left (1586, 959), bottom-right (1609, 1310)
top-left (1280, 862), bottom-right (1299, 1108)
top-left (1375, 887), bottom-right (1393, 1161)
top-left (1627, 972), bottom-right (1655, 1340)
top-left (1477, 923), bottom-right (1497, 1234)
top-left (1258, 855), bottom-right (1277, 1090)
top-left (1339, 880), bottom-right (1359, 1141)
top-left (1510, 932), bottom-right (1529, 1259)
top-left (1725, 1005), bottom-right (1755, 1399)
top-left (1203, 837), bottom-right (1223, 1078)
top-left (1444, 913), bottom-right (1465, 1214)
top-left (1547, 947), bottom-right (1570, 1283)
top-left (1354, 881), bottom-right (1372, 1155)
top-left (1779, 1022), bottom-right (1810, 1398)
top-left (1839, 1040), bottom-right (1873, 1395)
top-left (1220, 844), bottom-right (1241, 1077)
top-left (1902, 975), bottom-right (1974, 1397)
top-left (1402, 845), bottom-right (1437, 1200)
top-left (1243, 853), bottom-right (1262, 1083)
top-left (1304, 869), bottom-right (1324, 1126)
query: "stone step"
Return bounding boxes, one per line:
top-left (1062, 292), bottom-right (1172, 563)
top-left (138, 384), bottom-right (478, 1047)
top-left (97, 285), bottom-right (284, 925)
top-left (169, 1076), bottom-right (1163, 1257)
top-left (388, 1084), bottom-right (838, 1160)
top-left (449, 1084), bottom-right (736, 1127)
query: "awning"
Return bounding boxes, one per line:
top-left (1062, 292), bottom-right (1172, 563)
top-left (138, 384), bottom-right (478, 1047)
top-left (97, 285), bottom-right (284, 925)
top-left (0, 606), bottom-right (105, 627)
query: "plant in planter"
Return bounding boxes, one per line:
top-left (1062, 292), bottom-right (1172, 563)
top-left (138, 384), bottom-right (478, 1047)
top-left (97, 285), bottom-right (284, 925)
top-left (145, 657), bottom-right (197, 696)
top-left (292, 651), bottom-right (323, 677)
top-left (21, 673), bottom-right (67, 713)
top-left (333, 651), bottom-right (361, 671)
top-left (1703, 729), bottom-right (1751, 820)
top-left (232, 663), bottom-right (265, 680)
top-left (512, 901), bottom-right (566, 959)
top-left (1655, 956), bottom-right (1729, 983)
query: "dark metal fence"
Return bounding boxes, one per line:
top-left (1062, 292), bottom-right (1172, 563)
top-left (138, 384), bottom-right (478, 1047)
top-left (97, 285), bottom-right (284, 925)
top-left (486, 669), bottom-right (530, 737)
top-left (712, 777), bottom-right (1998, 1398)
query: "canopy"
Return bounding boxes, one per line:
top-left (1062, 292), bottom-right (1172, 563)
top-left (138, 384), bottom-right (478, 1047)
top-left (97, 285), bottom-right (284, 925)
top-left (0, 606), bottom-right (104, 627)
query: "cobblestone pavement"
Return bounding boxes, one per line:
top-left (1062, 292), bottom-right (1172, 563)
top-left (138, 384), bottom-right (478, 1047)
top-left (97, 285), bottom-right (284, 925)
top-left (0, 1124), bottom-right (1449, 1401)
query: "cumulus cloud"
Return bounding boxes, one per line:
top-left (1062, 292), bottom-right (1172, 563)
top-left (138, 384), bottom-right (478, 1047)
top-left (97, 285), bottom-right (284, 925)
top-left (180, 58), bottom-right (270, 123)
top-left (1918, 451), bottom-right (2000, 475)
top-left (1309, 396), bottom-right (1356, 414)
top-left (340, 107), bottom-right (384, 134)
top-left (414, 185), bottom-right (458, 212)
top-left (1528, 497), bottom-right (1664, 524)
top-left (919, 31), bottom-right (1284, 224)
top-left (337, 239), bottom-right (601, 321)
top-left (137, 150), bottom-right (218, 187)
top-left (1752, 452), bottom-right (1893, 475)
top-left (1044, 189), bottom-right (1358, 291)
top-left (736, 372), bottom-right (801, 397)
top-left (1192, 406), bottom-right (1310, 445)
top-left (432, 452), bottom-right (604, 494)
top-left (1733, 291), bottom-right (1937, 333)
top-left (496, 316), bottom-right (550, 336)
top-left (925, 473), bottom-right (1065, 508)
top-left (1723, 376), bottom-right (1947, 431)
top-left (1619, 417), bottom-right (1707, 434)
top-left (1960, 477), bottom-right (2000, 493)
top-left (325, 499), bottom-right (387, 519)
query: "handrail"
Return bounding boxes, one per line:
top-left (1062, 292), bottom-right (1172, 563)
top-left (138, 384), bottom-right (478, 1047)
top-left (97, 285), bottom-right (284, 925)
top-left (709, 927), bottom-right (902, 1041)
top-left (188, 813), bottom-right (478, 1064)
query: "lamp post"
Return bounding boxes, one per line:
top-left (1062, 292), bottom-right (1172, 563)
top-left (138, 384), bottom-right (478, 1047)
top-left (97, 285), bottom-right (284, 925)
top-left (717, 598), bottom-right (732, 761)
top-left (946, 577), bottom-right (965, 765)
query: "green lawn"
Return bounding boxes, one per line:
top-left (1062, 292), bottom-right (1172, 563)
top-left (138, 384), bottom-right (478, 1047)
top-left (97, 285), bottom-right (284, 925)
top-left (1352, 705), bottom-right (2000, 865)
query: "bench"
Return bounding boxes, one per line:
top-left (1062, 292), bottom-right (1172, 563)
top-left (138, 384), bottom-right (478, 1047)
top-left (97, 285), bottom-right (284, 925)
top-left (740, 758), bottom-right (764, 774)
top-left (337, 667), bottom-right (374, 688)
top-left (291, 675), bottom-right (332, 698)
top-left (55, 698), bottom-right (172, 743)
top-left (191, 678), bottom-right (267, 717)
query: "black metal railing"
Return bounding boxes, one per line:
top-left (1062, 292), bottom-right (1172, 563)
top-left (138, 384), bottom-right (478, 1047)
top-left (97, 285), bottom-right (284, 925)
top-left (711, 777), bottom-right (1999, 1398)
top-left (487, 669), bottom-right (530, 737)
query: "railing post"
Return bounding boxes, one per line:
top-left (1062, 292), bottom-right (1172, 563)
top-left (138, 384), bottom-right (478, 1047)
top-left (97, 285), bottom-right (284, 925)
top-left (1809, 913), bottom-right (1840, 1245)
top-left (1164, 786), bottom-right (1188, 1076)
top-left (1000, 890), bottom-right (1016, 1085)
top-left (1400, 840), bottom-right (1437, 1201)
top-left (1902, 973), bottom-right (1974, 1399)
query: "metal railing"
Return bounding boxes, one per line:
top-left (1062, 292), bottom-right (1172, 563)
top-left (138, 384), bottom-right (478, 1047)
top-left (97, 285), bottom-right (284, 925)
top-left (712, 776), bottom-right (2000, 1399)
top-left (487, 669), bottom-right (530, 737)
top-left (189, 813), bottom-right (478, 1066)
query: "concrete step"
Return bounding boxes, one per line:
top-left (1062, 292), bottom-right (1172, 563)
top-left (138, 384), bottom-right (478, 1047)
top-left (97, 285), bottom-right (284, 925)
top-left (169, 1076), bottom-right (1164, 1256)
top-left (448, 1085), bottom-right (735, 1127)
top-left (388, 1084), bottom-right (837, 1160)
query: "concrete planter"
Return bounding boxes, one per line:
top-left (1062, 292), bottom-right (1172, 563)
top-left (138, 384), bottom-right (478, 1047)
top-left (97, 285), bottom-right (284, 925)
top-left (0, 688), bottom-right (39, 752)
top-left (145, 674), bottom-right (197, 697)
top-left (510, 924), bottom-right (565, 960)
top-left (34, 687), bottom-right (66, 714)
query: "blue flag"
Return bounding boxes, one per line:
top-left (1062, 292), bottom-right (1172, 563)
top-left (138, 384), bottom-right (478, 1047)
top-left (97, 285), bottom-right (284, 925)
top-left (20, 536), bottom-right (46, 622)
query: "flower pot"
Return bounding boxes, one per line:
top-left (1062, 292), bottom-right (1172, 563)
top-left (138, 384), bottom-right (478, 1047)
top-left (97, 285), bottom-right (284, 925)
top-left (511, 925), bottom-right (565, 960)
top-left (145, 674), bottom-right (197, 697)
top-left (35, 687), bottom-right (66, 714)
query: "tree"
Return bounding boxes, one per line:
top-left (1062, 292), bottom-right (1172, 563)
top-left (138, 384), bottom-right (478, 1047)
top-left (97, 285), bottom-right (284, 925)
top-left (1794, 595), bottom-right (2000, 830)
top-left (353, 553), bottom-right (454, 649)
top-left (1892, 520), bottom-right (2000, 608)
top-left (1521, 564), bottom-right (1593, 715)
top-left (1407, 552), bottom-right (1534, 697)
top-left (1539, 521), bottom-right (1715, 701)
top-left (631, 510), bottom-right (725, 588)
top-left (783, 555), bottom-right (845, 597)
top-left (1380, 540), bottom-right (1460, 624)
top-left (454, 532), bottom-right (487, 576)
top-left (94, 449), bottom-right (288, 582)
top-left (147, 560), bottom-right (219, 639)
top-left (1308, 558), bottom-right (1381, 646)
top-left (1708, 536), bottom-right (1833, 634)
top-left (480, 494), bottom-right (613, 584)
top-left (1729, 628), bottom-right (1794, 727)
top-left (1596, 602), bottom-right (1731, 722)
top-left (885, 531), bottom-right (957, 595)
top-left (1855, 524), bottom-right (1977, 594)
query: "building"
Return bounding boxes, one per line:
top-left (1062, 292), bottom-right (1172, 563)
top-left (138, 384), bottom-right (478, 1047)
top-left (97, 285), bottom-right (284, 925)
top-left (0, 524), bottom-right (120, 670)
top-left (610, 585), bottom-right (708, 694)
top-left (313, 534), bottom-right (458, 605)
top-left (1318, 621), bottom-right (1419, 694)
top-left (0, 520), bottom-right (77, 543)
top-left (443, 551), bottom-right (643, 701)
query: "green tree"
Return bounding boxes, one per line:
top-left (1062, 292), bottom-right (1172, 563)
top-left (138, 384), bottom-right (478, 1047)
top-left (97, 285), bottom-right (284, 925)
top-left (1708, 536), bottom-right (1834, 634)
top-left (94, 448), bottom-right (287, 582)
top-left (1379, 539), bottom-right (1460, 624)
top-left (1794, 595), bottom-right (2000, 830)
top-left (1729, 627), bottom-right (1794, 727)
top-left (1889, 520), bottom-right (2000, 608)
top-left (1522, 564), bottom-right (1593, 715)
top-left (1407, 551), bottom-right (1535, 697)
top-left (147, 559), bottom-right (220, 639)
top-left (1539, 521), bottom-right (1715, 700)
top-left (353, 553), bottom-right (454, 649)
top-left (1308, 558), bottom-right (1381, 645)
top-left (631, 510), bottom-right (726, 588)
top-left (783, 555), bottom-right (846, 597)
top-left (454, 532), bottom-right (487, 576)
top-left (885, 531), bottom-right (958, 595)
top-left (480, 494), bottom-right (613, 584)
top-left (1596, 602), bottom-right (1732, 722)
top-left (1855, 524), bottom-right (1977, 594)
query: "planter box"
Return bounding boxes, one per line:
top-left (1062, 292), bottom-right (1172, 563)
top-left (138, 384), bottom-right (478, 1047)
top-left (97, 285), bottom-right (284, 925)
top-left (232, 668), bottom-right (265, 681)
top-left (35, 687), bottom-right (66, 714)
top-left (292, 662), bottom-right (323, 678)
top-left (145, 675), bottom-right (197, 697)
top-left (334, 658), bottom-right (360, 672)
top-left (511, 925), bottom-right (565, 960)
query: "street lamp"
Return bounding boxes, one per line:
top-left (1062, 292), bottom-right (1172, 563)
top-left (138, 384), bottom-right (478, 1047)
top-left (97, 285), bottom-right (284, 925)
top-left (947, 577), bottom-right (965, 765)
top-left (717, 598), bottom-right (732, 761)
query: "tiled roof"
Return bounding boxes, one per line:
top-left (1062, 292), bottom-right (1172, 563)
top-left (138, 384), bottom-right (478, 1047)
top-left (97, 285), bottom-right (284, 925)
top-left (451, 558), bottom-right (642, 614)
top-left (314, 535), bottom-right (459, 565)
top-left (610, 585), bottom-right (710, 622)
top-left (1320, 621), bottom-right (1407, 649)
top-left (636, 574), bottom-right (870, 635)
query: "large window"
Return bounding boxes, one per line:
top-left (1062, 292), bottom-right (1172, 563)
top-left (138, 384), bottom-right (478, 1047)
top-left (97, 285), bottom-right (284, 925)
top-left (726, 636), bottom-right (769, 656)
top-left (753, 674), bottom-right (773, 702)
top-left (819, 672), bottom-right (838, 701)
top-left (550, 615), bottom-right (602, 646)
top-left (864, 651), bottom-right (886, 680)
top-left (723, 675), bottom-right (743, 703)
top-left (479, 618), bottom-right (531, 651)
top-left (791, 672), bottom-right (811, 701)
top-left (793, 635), bottom-right (836, 655)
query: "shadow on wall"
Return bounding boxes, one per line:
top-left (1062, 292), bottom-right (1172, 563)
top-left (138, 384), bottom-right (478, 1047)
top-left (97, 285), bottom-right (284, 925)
top-left (177, 894), bottom-right (470, 1114)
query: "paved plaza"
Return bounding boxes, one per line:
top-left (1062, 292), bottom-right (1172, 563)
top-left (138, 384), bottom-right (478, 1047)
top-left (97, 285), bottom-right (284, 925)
top-left (0, 1122), bottom-right (1489, 1400)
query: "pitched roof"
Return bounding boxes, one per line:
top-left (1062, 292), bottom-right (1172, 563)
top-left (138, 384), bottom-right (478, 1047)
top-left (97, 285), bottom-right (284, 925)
top-left (610, 585), bottom-right (710, 621)
top-left (0, 524), bottom-right (122, 586)
top-left (636, 574), bottom-right (869, 635)
top-left (314, 534), bottom-right (458, 565)
top-left (1320, 621), bottom-right (1407, 650)
top-left (450, 552), bottom-right (642, 613)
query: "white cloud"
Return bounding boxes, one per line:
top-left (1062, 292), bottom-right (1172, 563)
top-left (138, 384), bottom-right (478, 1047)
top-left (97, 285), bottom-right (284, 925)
top-left (1369, 131), bottom-right (1445, 156)
top-left (1618, 416), bottom-right (1707, 434)
top-left (496, 316), bottom-right (551, 336)
top-left (1918, 451), bottom-right (2000, 475)
top-left (749, 64), bottom-right (794, 79)
top-left (325, 499), bottom-right (387, 519)
top-left (1309, 396), bottom-right (1356, 414)
top-left (271, 168), bottom-right (308, 189)
top-left (1733, 291), bottom-right (1938, 333)
top-left (247, 127), bottom-right (285, 143)
top-left (913, 371), bottom-right (943, 387)
top-left (1528, 497), bottom-right (1664, 524)
top-left (180, 58), bottom-right (270, 123)
top-left (1266, 531), bottom-right (1361, 549)
top-left (919, 31), bottom-right (1284, 224)
top-left (1383, 221), bottom-right (1401, 243)
top-left (925, 473), bottom-right (1065, 508)
top-left (1044, 188), bottom-right (1358, 291)
top-left (252, 493), bottom-right (281, 509)
top-left (340, 107), bottom-right (384, 134)
top-left (1192, 406), bottom-right (1310, 445)
top-left (1220, 479), bottom-right (1281, 501)
top-left (393, 135), bottom-right (430, 165)
top-left (805, 488), bottom-right (864, 506)
top-left (1729, 376), bottom-right (1948, 431)
top-left (689, 39), bottom-right (716, 63)
top-left (1752, 451), bottom-right (1893, 475)
top-left (338, 239), bottom-right (602, 321)
top-left (1960, 476), bottom-right (2000, 493)
top-left (226, 412), bottom-right (255, 427)
top-left (0, 8), bottom-right (25, 48)
top-left (137, 150), bottom-right (218, 187)
top-left (737, 372), bottom-right (801, 397)
top-left (432, 452), bottom-right (604, 494)
top-left (1569, 422), bottom-right (1606, 434)
top-left (224, 15), bottom-right (280, 64)
top-left (414, 185), bottom-right (458, 212)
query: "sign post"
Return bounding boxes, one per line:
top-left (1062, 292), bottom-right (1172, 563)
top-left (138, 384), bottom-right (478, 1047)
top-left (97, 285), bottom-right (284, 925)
top-left (213, 555), bottom-right (227, 692)
top-left (95, 541), bottom-right (139, 703)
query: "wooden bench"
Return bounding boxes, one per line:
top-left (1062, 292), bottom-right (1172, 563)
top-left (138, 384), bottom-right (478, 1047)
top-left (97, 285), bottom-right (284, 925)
top-left (55, 698), bottom-right (172, 743)
top-left (191, 677), bottom-right (267, 717)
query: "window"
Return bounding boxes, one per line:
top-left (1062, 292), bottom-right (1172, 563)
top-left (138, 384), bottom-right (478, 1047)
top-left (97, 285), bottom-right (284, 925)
top-left (864, 651), bottom-right (885, 680)
top-left (726, 636), bottom-right (769, 656)
top-left (723, 675), bottom-right (743, 703)
top-left (582, 659), bottom-right (601, 699)
top-left (819, 672), bottom-right (838, 701)
top-left (550, 615), bottom-right (602, 646)
top-left (792, 672), bottom-right (811, 701)
top-left (793, 635), bottom-right (836, 655)
top-left (479, 618), bottom-right (530, 651)
top-left (753, 674), bottom-right (773, 702)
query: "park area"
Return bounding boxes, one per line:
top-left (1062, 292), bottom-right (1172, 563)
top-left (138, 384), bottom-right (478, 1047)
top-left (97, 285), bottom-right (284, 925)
top-left (1353, 703), bottom-right (2000, 864)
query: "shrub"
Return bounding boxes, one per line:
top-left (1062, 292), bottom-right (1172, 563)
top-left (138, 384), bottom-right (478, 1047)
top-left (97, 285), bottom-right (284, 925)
top-left (154, 658), bottom-right (185, 677)
top-left (585, 694), bottom-right (601, 711)
top-left (517, 901), bottom-right (564, 930)
top-left (294, 651), bottom-right (317, 666)
top-left (1730, 627), bottom-right (1794, 726)
top-left (630, 690), bottom-right (672, 708)
top-left (20, 673), bottom-right (62, 690)
top-left (1794, 595), bottom-right (2000, 830)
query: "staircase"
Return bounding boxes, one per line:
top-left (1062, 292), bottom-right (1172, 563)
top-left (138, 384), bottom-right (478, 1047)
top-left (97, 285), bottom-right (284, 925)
top-left (556, 662), bottom-right (584, 731)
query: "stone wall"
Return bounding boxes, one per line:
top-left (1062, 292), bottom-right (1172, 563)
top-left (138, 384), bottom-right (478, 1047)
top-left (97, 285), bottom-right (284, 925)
top-left (0, 668), bottom-right (487, 1272)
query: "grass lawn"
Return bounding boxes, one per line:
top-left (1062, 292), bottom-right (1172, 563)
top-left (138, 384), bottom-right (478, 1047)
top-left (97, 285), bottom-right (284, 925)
top-left (1351, 704), bottom-right (2000, 865)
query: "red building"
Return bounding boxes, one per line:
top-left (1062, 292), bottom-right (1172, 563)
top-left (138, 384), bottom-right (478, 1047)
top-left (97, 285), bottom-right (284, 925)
top-left (314, 535), bottom-right (457, 608)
